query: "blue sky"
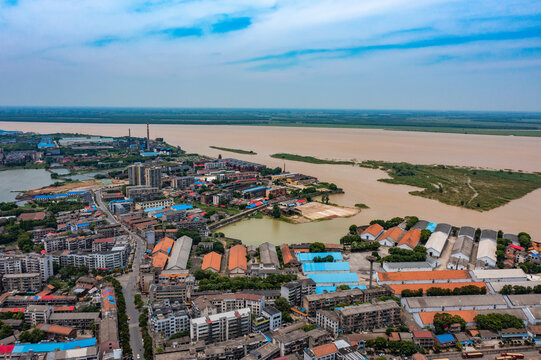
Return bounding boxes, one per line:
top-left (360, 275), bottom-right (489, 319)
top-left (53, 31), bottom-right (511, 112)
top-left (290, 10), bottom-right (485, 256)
top-left (0, 0), bottom-right (540, 111)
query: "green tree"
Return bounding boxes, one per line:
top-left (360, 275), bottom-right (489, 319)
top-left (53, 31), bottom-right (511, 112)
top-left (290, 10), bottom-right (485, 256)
top-left (321, 193), bottom-right (330, 204)
top-left (0, 323), bottom-right (13, 340)
top-left (274, 297), bottom-right (290, 312)
top-left (420, 229), bottom-right (432, 244)
top-left (272, 205), bottom-right (281, 218)
top-left (348, 225), bottom-right (358, 235)
top-left (309, 242), bottom-right (326, 253)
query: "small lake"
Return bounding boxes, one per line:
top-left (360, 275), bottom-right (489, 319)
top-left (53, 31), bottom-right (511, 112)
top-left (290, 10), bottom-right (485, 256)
top-left (0, 169), bottom-right (55, 203)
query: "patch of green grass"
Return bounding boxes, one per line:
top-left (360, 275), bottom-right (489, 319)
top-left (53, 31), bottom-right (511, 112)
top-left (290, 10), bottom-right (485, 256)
top-left (271, 153), bottom-right (355, 165)
top-left (210, 146), bottom-right (256, 155)
top-left (365, 161), bottom-right (541, 211)
top-left (355, 203), bottom-right (369, 209)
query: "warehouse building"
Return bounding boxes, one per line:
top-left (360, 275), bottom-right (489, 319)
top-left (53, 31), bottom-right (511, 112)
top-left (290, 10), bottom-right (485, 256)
top-left (302, 262), bottom-right (351, 274)
top-left (476, 230), bottom-right (498, 268)
top-left (166, 236), bottom-right (192, 271)
top-left (425, 223), bottom-right (452, 258)
top-left (376, 269), bottom-right (471, 285)
top-left (402, 294), bottom-right (507, 313)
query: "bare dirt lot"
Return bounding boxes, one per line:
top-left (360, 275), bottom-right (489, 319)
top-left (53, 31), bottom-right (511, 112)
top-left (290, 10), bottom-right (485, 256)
top-left (296, 202), bottom-right (359, 221)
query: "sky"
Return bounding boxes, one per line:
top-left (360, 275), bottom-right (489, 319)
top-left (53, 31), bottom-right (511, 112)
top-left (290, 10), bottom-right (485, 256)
top-left (0, 0), bottom-right (540, 111)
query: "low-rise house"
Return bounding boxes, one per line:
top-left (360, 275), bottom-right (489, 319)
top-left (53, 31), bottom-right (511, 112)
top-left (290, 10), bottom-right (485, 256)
top-left (36, 323), bottom-right (77, 340)
top-left (412, 330), bottom-right (434, 348)
top-left (303, 343), bottom-right (338, 360)
top-left (397, 228), bottom-right (421, 251)
top-left (435, 333), bottom-right (455, 348)
top-left (377, 227), bottom-right (404, 247)
top-left (201, 251), bottom-right (222, 272)
top-left (358, 224), bottom-right (384, 241)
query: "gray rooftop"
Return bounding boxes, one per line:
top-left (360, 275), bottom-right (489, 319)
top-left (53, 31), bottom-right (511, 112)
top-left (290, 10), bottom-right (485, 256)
top-left (507, 294), bottom-right (541, 307)
top-left (338, 300), bottom-right (399, 316)
top-left (480, 229), bottom-right (497, 240)
top-left (259, 242), bottom-right (280, 266)
top-left (405, 294), bottom-right (507, 309)
top-left (412, 220), bottom-right (429, 230)
top-left (458, 226), bottom-right (475, 239)
top-left (166, 235), bottom-right (193, 270)
top-left (434, 223), bottom-right (452, 235)
top-left (452, 236), bottom-right (474, 257)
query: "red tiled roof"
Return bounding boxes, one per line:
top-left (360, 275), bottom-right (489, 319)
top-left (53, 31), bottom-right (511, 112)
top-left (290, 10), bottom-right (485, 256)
top-left (311, 343), bottom-right (338, 357)
top-left (202, 252), bottom-right (222, 272)
top-left (377, 270), bottom-right (471, 283)
top-left (152, 237), bottom-right (175, 255)
top-left (362, 223), bottom-right (384, 237)
top-left (228, 245), bottom-right (247, 271)
top-left (281, 244), bottom-right (294, 265)
top-left (380, 226), bottom-right (404, 242)
top-left (397, 228), bottom-right (421, 249)
top-left (419, 310), bottom-right (478, 325)
top-left (412, 330), bottom-right (434, 339)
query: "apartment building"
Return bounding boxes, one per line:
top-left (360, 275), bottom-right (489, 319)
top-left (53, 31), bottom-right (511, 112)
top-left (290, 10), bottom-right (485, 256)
top-left (25, 305), bottom-right (53, 326)
top-left (49, 312), bottom-right (100, 330)
top-left (135, 198), bottom-right (173, 210)
top-left (316, 301), bottom-right (400, 334)
top-left (0, 253), bottom-right (54, 283)
top-left (149, 301), bottom-right (190, 338)
top-left (190, 308), bottom-right (251, 343)
top-left (303, 287), bottom-right (391, 316)
top-left (281, 278), bottom-right (316, 306)
top-left (149, 284), bottom-right (190, 303)
top-left (2, 273), bottom-right (42, 292)
top-left (192, 293), bottom-right (265, 316)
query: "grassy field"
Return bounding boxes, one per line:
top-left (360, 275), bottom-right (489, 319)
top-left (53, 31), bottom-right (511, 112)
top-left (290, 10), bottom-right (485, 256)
top-left (271, 153), bottom-right (355, 165)
top-left (362, 161), bottom-right (541, 211)
top-left (2, 107), bottom-right (541, 137)
top-left (209, 146), bottom-right (256, 155)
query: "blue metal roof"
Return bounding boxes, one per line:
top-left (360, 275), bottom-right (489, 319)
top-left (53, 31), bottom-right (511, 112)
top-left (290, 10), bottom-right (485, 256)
top-left (302, 262), bottom-right (350, 273)
top-left (242, 186), bottom-right (267, 193)
top-left (436, 334), bottom-right (455, 343)
top-left (171, 204), bottom-right (193, 211)
top-left (297, 252), bottom-right (343, 262)
top-left (12, 338), bottom-right (96, 353)
top-left (109, 199), bottom-right (133, 203)
top-left (308, 272), bottom-right (358, 284)
top-left (426, 222), bottom-right (438, 232)
top-left (315, 285), bottom-right (367, 294)
top-left (144, 206), bottom-right (166, 212)
top-left (35, 194), bottom-right (67, 200)
top-left (67, 191), bottom-right (86, 195)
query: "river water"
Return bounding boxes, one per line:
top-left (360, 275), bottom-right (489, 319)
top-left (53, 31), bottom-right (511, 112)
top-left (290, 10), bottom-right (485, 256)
top-left (0, 168), bottom-right (54, 203)
top-left (1, 121), bottom-right (540, 243)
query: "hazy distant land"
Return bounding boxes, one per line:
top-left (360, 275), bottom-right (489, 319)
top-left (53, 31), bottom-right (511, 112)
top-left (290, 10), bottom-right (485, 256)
top-left (1, 107), bottom-right (541, 137)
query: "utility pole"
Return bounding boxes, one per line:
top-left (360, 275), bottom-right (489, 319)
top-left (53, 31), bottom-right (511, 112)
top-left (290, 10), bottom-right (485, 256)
top-left (146, 123), bottom-right (150, 151)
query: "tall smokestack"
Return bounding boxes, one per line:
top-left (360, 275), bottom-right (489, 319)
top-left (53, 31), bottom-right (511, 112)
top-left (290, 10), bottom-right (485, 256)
top-left (146, 123), bottom-right (150, 151)
top-left (366, 255), bottom-right (376, 289)
top-left (128, 128), bottom-right (131, 138)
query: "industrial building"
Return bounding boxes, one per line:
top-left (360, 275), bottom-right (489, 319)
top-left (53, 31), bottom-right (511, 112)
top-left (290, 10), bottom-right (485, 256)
top-left (425, 223), bottom-right (452, 257)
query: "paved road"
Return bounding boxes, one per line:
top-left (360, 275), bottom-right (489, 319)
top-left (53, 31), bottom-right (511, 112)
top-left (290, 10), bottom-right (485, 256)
top-left (94, 189), bottom-right (145, 359)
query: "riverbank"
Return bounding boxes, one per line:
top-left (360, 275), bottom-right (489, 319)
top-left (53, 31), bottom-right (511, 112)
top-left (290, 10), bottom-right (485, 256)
top-left (2, 121), bottom-right (541, 239)
top-left (209, 146), bottom-right (256, 155)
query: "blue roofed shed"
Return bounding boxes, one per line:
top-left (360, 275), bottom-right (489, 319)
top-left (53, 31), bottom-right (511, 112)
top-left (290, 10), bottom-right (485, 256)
top-left (297, 252), bottom-right (343, 262)
top-left (302, 262), bottom-right (350, 273)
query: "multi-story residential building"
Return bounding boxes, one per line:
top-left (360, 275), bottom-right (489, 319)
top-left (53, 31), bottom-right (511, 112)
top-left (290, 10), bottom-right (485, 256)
top-left (149, 284), bottom-right (190, 303)
top-left (190, 308), bottom-right (251, 343)
top-left (144, 167), bottom-right (162, 189)
top-left (23, 253), bottom-right (54, 282)
top-left (128, 163), bottom-right (147, 186)
top-left (281, 278), bottom-right (316, 306)
top-left (2, 273), bottom-right (42, 292)
top-left (273, 327), bottom-right (330, 357)
top-left (192, 293), bottom-right (265, 316)
top-left (25, 305), bottom-right (52, 326)
top-left (316, 310), bottom-right (340, 337)
top-left (0, 255), bottom-right (23, 275)
top-left (0, 253), bottom-right (54, 283)
top-left (172, 176), bottom-right (195, 189)
top-left (149, 301), bottom-right (190, 338)
top-left (316, 300), bottom-right (400, 334)
top-left (262, 306), bottom-right (282, 331)
top-left (135, 198), bottom-right (173, 210)
top-left (49, 312), bottom-right (100, 330)
top-left (126, 186), bottom-right (161, 201)
top-left (303, 287), bottom-right (391, 316)
top-left (3, 294), bottom-right (77, 307)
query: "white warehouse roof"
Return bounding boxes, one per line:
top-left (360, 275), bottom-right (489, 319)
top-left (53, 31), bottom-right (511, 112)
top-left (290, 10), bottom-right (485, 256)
top-left (425, 231), bottom-right (449, 256)
top-left (476, 238), bottom-right (497, 264)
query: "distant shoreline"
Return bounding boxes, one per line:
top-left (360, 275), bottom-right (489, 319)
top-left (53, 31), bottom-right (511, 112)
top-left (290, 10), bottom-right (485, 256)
top-left (1, 107), bottom-right (541, 137)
